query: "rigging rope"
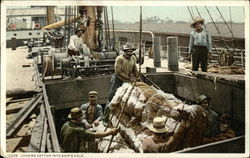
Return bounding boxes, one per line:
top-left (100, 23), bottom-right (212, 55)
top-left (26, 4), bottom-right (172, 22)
top-left (111, 6), bottom-right (116, 51)
top-left (187, 6), bottom-right (194, 21)
top-left (204, 6), bottom-right (232, 54)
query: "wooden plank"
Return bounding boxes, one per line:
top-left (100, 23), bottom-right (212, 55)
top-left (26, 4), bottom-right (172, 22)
top-left (6, 137), bottom-right (22, 152)
top-left (40, 118), bottom-right (48, 152)
top-left (42, 84), bottom-right (61, 152)
top-left (28, 114), bottom-right (44, 152)
top-left (7, 98), bottom-right (31, 104)
top-left (6, 97), bottom-right (13, 103)
top-left (46, 133), bottom-right (53, 152)
top-left (6, 94), bottom-right (42, 137)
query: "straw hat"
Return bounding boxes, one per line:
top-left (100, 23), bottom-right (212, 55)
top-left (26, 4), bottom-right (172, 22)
top-left (148, 117), bottom-right (168, 133)
top-left (196, 95), bottom-right (211, 104)
top-left (75, 27), bottom-right (85, 34)
top-left (190, 17), bottom-right (205, 28)
top-left (68, 107), bottom-right (83, 119)
top-left (123, 43), bottom-right (136, 51)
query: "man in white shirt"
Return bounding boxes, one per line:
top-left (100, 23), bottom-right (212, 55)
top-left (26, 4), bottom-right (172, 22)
top-left (68, 28), bottom-right (85, 56)
top-left (188, 18), bottom-right (212, 72)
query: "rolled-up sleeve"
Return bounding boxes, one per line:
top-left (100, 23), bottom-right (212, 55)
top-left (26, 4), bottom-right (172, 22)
top-left (188, 32), bottom-right (194, 54)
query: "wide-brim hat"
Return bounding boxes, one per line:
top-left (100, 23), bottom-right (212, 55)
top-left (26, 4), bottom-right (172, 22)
top-left (75, 28), bottom-right (85, 34)
top-left (148, 117), bottom-right (168, 133)
top-left (123, 43), bottom-right (136, 51)
top-left (68, 107), bottom-right (83, 119)
top-left (190, 18), bottom-right (205, 28)
top-left (197, 95), bottom-right (211, 104)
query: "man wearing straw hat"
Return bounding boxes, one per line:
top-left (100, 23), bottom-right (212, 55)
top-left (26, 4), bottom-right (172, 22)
top-left (188, 17), bottom-right (212, 72)
top-left (60, 107), bottom-right (118, 152)
top-left (68, 28), bottom-right (87, 56)
top-left (103, 43), bottom-right (139, 124)
top-left (142, 117), bottom-right (187, 153)
top-left (108, 42), bottom-right (139, 102)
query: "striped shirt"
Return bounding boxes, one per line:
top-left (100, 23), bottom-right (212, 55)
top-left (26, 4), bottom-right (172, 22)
top-left (188, 30), bottom-right (212, 54)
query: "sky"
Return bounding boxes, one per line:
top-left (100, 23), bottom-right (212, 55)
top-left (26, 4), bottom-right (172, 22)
top-left (6, 6), bottom-right (245, 23)
top-left (109, 6), bottom-right (245, 23)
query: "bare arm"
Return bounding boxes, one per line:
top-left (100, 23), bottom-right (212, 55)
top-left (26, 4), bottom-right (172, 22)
top-left (115, 57), bottom-right (130, 82)
top-left (132, 55), bottom-right (139, 78)
top-left (94, 128), bottom-right (118, 138)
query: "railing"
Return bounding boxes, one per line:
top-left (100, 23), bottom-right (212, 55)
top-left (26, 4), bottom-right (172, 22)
top-left (178, 46), bottom-right (245, 67)
top-left (117, 40), bottom-right (245, 68)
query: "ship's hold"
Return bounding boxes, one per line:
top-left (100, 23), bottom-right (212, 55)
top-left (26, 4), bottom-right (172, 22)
top-left (108, 82), bottom-right (208, 152)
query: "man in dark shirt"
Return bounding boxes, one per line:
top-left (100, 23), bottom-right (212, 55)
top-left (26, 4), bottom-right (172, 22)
top-left (60, 107), bottom-right (118, 152)
top-left (197, 95), bottom-right (220, 138)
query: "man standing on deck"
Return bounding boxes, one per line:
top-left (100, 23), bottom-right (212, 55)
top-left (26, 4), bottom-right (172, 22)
top-left (188, 17), bottom-right (212, 72)
top-left (68, 28), bottom-right (86, 56)
top-left (103, 43), bottom-right (139, 124)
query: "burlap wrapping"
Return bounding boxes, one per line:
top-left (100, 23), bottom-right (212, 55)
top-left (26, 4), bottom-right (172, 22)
top-left (156, 106), bottom-right (172, 117)
top-left (134, 102), bottom-right (145, 121)
top-left (146, 94), bottom-right (165, 112)
top-left (142, 89), bottom-right (157, 100)
top-left (138, 93), bottom-right (147, 103)
top-left (146, 100), bottom-right (159, 112)
top-left (110, 82), bottom-right (209, 152)
top-left (141, 107), bottom-right (148, 122)
top-left (164, 99), bottom-right (179, 108)
top-left (124, 98), bottom-right (136, 116)
top-left (135, 82), bottom-right (149, 87)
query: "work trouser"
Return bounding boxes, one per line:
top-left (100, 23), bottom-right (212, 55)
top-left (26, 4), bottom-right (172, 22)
top-left (108, 74), bottom-right (124, 102)
top-left (103, 75), bottom-right (123, 123)
top-left (191, 45), bottom-right (208, 72)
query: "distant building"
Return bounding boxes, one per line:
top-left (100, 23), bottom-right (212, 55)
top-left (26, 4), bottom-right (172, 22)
top-left (6, 7), bottom-right (66, 30)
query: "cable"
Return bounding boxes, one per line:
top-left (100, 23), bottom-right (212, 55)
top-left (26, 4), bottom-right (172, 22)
top-left (187, 6), bottom-right (194, 21)
top-left (204, 6), bottom-right (232, 54)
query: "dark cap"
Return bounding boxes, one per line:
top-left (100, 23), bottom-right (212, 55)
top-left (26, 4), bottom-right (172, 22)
top-left (89, 91), bottom-right (98, 96)
top-left (196, 95), bottom-right (211, 104)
